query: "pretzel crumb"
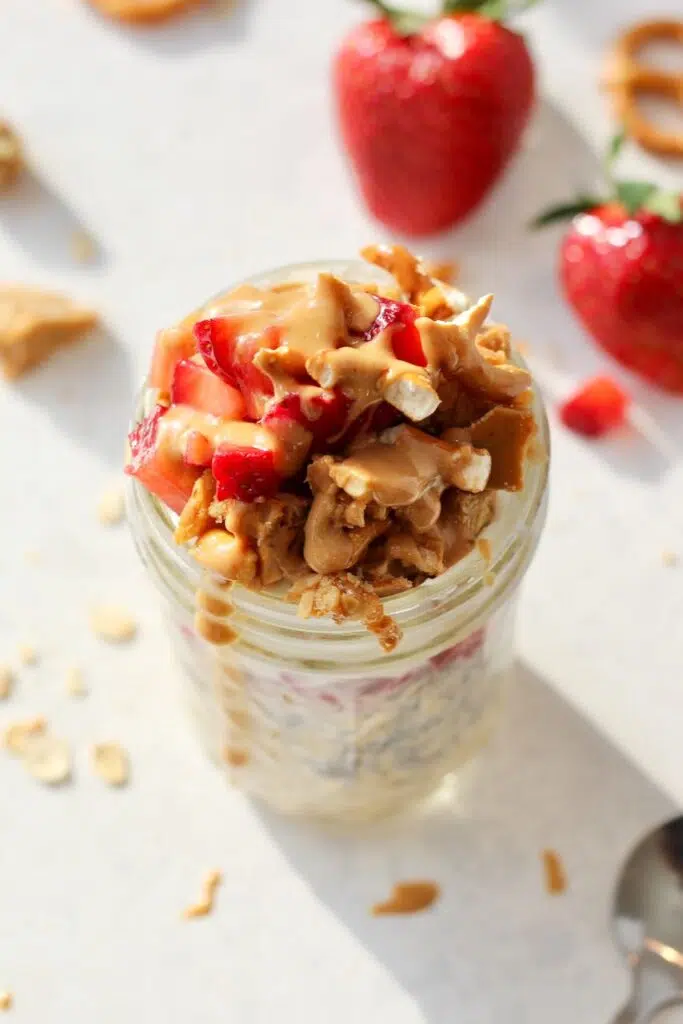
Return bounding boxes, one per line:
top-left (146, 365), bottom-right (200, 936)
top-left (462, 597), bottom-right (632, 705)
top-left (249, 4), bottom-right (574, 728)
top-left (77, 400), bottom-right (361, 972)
top-left (372, 881), bottom-right (440, 916)
top-left (0, 666), bottom-right (13, 700)
top-left (96, 485), bottom-right (125, 526)
top-left (222, 746), bottom-right (249, 767)
top-left (90, 604), bottom-right (137, 643)
top-left (92, 742), bottom-right (129, 786)
top-left (66, 665), bottom-right (86, 697)
top-left (0, 991), bottom-right (13, 1012)
top-left (71, 231), bottom-right (97, 265)
top-left (542, 848), bottom-right (567, 894)
top-left (0, 285), bottom-right (98, 379)
top-left (661, 550), bottom-right (679, 568)
top-left (17, 644), bottom-right (37, 666)
top-left (183, 870), bottom-right (222, 920)
top-left (22, 734), bottom-right (71, 786)
top-left (4, 717), bottom-right (46, 755)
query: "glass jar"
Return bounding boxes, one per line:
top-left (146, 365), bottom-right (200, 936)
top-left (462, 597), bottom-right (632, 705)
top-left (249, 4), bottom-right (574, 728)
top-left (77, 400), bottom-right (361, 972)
top-left (126, 260), bottom-right (549, 822)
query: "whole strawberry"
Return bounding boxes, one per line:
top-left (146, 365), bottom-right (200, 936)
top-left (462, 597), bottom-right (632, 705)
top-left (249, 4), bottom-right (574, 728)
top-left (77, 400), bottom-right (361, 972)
top-left (334, 0), bottom-right (537, 236)
top-left (536, 136), bottom-right (683, 394)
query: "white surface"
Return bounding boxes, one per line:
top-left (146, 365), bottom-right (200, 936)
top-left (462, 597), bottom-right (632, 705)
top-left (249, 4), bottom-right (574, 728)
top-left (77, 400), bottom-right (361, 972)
top-left (0, 0), bottom-right (682, 1021)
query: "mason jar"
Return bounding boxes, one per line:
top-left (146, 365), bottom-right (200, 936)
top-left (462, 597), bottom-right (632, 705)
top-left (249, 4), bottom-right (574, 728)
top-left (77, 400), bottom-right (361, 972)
top-left (126, 259), bottom-right (549, 822)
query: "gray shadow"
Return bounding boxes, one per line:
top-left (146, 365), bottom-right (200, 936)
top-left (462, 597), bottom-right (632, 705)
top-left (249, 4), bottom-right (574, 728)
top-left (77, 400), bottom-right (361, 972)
top-left (14, 326), bottom-right (135, 469)
top-left (0, 169), bottom-right (106, 270)
top-left (253, 663), bottom-right (675, 1024)
top-left (412, 96), bottom-right (681, 483)
top-left (89, 0), bottom-right (261, 58)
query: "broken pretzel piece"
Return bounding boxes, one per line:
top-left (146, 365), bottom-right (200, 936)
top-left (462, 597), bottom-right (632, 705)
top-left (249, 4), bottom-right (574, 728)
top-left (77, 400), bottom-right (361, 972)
top-left (183, 869), bottom-right (222, 920)
top-left (444, 405), bottom-right (536, 492)
top-left (0, 121), bottom-right (23, 190)
top-left (0, 286), bottom-right (98, 379)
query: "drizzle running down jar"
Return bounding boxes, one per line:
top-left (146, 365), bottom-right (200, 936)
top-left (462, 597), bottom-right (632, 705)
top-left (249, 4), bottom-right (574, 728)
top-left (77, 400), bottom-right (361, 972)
top-left (126, 257), bottom-right (549, 821)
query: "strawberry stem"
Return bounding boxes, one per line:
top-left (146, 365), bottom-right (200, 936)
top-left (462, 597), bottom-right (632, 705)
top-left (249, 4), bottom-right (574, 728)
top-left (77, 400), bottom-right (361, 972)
top-left (442, 0), bottom-right (542, 20)
top-left (363, 0), bottom-right (428, 34)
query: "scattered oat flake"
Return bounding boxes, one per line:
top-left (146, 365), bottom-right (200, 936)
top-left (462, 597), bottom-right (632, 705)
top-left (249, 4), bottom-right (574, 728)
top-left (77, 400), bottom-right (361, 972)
top-left (0, 991), bottom-right (12, 1011)
top-left (661, 550), bottom-right (679, 568)
top-left (183, 870), bottom-right (222, 920)
top-left (372, 881), bottom-right (440, 916)
top-left (71, 230), bottom-right (97, 264)
top-left (4, 717), bottom-right (46, 755)
top-left (96, 485), bottom-right (125, 526)
top-left (65, 665), bottom-right (86, 697)
top-left (22, 734), bottom-right (71, 785)
top-left (92, 742), bottom-right (129, 786)
top-left (0, 666), bottom-right (13, 700)
top-left (542, 849), bottom-right (567, 895)
top-left (17, 644), bottom-right (37, 666)
top-left (90, 604), bottom-right (137, 643)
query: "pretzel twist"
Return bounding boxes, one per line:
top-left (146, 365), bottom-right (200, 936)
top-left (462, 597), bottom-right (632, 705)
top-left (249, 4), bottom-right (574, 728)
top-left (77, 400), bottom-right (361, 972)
top-left (604, 20), bottom-right (683, 157)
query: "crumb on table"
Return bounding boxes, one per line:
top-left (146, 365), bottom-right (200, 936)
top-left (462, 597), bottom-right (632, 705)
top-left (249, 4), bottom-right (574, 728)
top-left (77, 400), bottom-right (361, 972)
top-left (0, 286), bottom-right (98, 380)
top-left (542, 848), bottom-right (567, 894)
top-left (183, 870), bottom-right (222, 920)
top-left (372, 880), bottom-right (440, 916)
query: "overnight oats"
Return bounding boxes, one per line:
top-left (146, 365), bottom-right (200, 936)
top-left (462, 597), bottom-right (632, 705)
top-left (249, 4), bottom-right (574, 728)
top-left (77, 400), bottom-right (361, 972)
top-left (125, 245), bottom-right (548, 820)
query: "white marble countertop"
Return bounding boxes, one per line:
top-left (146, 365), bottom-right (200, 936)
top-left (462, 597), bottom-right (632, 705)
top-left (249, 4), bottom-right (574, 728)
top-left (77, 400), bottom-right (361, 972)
top-left (0, 0), bottom-right (681, 1021)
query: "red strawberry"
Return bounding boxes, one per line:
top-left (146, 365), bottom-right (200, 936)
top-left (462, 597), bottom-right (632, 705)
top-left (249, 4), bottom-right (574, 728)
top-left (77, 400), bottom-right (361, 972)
top-left (212, 445), bottom-right (281, 502)
top-left (535, 135), bottom-right (683, 393)
top-left (360, 297), bottom-right (426, 366)
top-left (194, 318), bottom-right (279, 418)
top-left (263, 389), bottom-right (351, 448)
top-left (125, 406), bottom-right (200, 513)
top-left (560, 376), bottom-right (629, 438)
top-left (171, 358), bottom-right (246, 420)
top-left (334, 1), bottom-right (535, 236)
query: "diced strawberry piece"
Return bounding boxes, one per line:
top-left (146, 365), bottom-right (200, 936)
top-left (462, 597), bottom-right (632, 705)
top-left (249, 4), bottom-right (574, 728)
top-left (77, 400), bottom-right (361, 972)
top-left (149, 326), bottom-right (196, 393)
top-left (361, 297), bottom-right (426, 367)
top-left (212, 444), bottom-right (282, 503)
top-left (183, 430), bottom-right (213, 468)
top-left (430, 628), bottom-right (486, 670)
top-left (194, 318), bottom-right (279, 419)
top-left (263, 389), bottom-right (351, 449)
top-left (171, 359), bottom-right (246, 420)
top-left (336, 400), bottom-right (401, 449)
top-left (125, 406), bottom-right (200, 513)
top-left (559, 376), bottom-right (629, 438)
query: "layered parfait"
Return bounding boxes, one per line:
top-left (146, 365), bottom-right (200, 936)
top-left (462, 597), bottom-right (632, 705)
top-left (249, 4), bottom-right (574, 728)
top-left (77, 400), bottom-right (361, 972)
top-left (125, 245), bottom-right (544, 817)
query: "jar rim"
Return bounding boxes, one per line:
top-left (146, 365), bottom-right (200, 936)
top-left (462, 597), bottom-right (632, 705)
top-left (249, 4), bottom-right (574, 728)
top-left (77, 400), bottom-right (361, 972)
top-left (126, 259), bottom-right (550, 664)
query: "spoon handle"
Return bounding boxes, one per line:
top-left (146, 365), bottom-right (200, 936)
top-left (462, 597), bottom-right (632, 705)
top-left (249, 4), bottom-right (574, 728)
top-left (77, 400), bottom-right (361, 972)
top-left (613, 952), bottom-right (683, 1024)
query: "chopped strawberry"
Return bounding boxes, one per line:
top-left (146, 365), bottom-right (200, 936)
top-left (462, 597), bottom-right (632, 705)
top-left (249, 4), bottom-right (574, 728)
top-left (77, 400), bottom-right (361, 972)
top-left (194, 318), bottom-right (279, 418)
top-left (336, 400), bottom-right (401, 449)
top-left (149, 326), bottom-right (196, 393)
top-left (361, 297), bottom-right (426, 366)
top-left (212, 445), bottom-right (281, 502)
top-left (171, 359), bottom-right (246, 420)
top-left (263, 389), bottom-right (351, 449)
top-left (125, 406), bottom-right (200, 513)
top-left (559, 376), bottom-right (629, 438)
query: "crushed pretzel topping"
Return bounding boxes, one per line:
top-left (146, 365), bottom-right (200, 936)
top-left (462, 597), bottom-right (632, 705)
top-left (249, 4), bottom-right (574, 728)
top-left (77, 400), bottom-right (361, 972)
top-left (22, 734), bottom-right (71, 786)
top-left (0, 666), bottom-right (13, 700)
top-left (183, 870), bottom-right (223, 920)
top-left (0, 286), bottom-right (98, 380)
top-left (90, 604), bottom-right (137, 643)
top-left (96, 485), bottom-right (125, 526)
top-left (92, 742), bottom-right (129, 786)
top-left (4, 717), bottom-right (46, 755)
top-left (174, 471), bottom-right (215, 545)
top-left (0, 121), bottom-right (23, 190)
top-left (372, 881), bottom-right (440, 915)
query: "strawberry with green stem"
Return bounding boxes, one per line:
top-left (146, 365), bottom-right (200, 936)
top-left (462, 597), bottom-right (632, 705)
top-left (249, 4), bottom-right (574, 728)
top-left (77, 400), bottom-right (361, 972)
top-left (334, 0), bottom-right (539, 236)
top-left (535, 134), bottom-right (683, 394)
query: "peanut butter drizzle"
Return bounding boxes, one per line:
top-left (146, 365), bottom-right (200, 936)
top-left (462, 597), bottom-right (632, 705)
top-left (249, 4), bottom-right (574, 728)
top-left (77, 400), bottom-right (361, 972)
top-left (330, 425), bottom-right (491, 506)
top-left (157, 405), bottom-right (278, 463)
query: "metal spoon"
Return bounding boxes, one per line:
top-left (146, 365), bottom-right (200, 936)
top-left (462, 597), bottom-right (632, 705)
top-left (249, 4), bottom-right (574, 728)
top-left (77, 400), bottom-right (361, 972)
top-left (612, 817), bottom-right (683, 1023)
